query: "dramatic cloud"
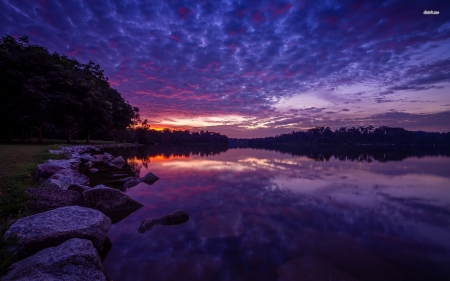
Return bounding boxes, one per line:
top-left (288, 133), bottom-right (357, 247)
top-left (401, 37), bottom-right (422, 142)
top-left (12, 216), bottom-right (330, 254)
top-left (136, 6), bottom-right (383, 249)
top-left (1, 0), bottom-right (450, 136)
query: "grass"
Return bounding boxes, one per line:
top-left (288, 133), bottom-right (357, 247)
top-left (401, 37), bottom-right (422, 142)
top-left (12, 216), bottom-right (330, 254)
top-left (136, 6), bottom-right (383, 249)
top-left (0, 143), bottom-right (67, 275)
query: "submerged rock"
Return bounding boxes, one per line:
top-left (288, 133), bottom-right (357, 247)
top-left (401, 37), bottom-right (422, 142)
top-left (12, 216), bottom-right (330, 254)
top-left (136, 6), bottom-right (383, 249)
top-left (4, 206), bottom-right (111, 262)
top-left (139, 210), bottom-right (190, 233)
top-left (40, 168), bottom-right (89, 190)
top-left (139, 172), bottom-right (160, 185)
top-left (2, 238), bottom-right (107, 281)
top-left (25, 188), bottom-right (84, 215)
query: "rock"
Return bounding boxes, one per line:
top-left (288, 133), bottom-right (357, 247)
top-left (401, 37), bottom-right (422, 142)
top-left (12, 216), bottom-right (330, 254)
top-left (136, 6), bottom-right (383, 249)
top-left (85, 161), bottom-right (94, 167)
top-left (79, 153), bottom-right (96, 161)
top-left (83, 186), bottom-right (143, 213)
top-left (106, 162), bottom-right (115, 167)
top-left (198, 213), bottom-right (244, 239)
top-left (68, 184), bottom-right (91, 194)
top-left (124, 178), bottom-right (141, 188)
top-left (35, 159), bottom-right (80, 182)
top-left (118, 176), bottom-right (135, 182)
top-left (25, 188), bottom-right (84, 215)
top-left (2, 238), bottom-right (107, 281)
top-left (48, 149), bottom-right (65, 155)
top-left (90, 168), bottom-right (99, 173)
top-left (102, 153), bottom-right (113, 160)
top-left (40, 168), bottom-right (89, 190)
top-left (93, 184), bottom-right (109, 189)
top-left (109, 156), bottom-right (126, 164)
top-left (277, 257), bottom-right (359, 281)
top-left (112, 173), bottom-right (128, 177)
top-left (139, 172), bottom-right (160, 184)
top-left (139, 210), bottom-right (190, 233)
top-left (40, 178), bottom-right (64, 190)
top-left (91, 154), bottom-right (105, 163)
top-left (4, 206), bottom-right (111, 262)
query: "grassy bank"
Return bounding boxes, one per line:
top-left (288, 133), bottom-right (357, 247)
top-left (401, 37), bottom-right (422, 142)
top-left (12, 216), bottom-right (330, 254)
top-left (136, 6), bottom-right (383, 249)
top-left (0, 144), bottom-right (68, 221)
top-left (0, 143), bottom-right (69, 273)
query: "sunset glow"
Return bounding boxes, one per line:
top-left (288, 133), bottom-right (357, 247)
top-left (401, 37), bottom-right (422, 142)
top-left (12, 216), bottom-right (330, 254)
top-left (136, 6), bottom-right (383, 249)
top-left (2, 0), bottom-right (449, 137)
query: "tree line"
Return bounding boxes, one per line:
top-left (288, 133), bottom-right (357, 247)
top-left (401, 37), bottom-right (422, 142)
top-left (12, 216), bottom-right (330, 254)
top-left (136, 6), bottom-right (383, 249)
top-left (231, 126), bottom-right (450, 146)
top-left (0, 35), bottom-right (228, 145)
top-left (112, 119), bottom-right (229, 145)
top-left (0, 35), bottom-right (138, 143)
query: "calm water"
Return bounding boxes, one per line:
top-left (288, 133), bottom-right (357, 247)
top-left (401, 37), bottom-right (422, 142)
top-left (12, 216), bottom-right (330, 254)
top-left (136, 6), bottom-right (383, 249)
top-left (97, 146), bottom-right (450, 281)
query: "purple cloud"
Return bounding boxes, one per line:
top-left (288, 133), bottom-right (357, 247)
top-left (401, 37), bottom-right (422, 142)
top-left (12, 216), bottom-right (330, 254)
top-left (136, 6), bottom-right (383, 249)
top-left (1, 0), bottom-right (449, 136)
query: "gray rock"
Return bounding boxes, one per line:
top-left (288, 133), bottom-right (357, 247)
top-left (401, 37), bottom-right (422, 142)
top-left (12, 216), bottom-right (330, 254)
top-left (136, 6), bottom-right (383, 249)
top-left (91, 154), bottom-right (105, 163)
top-left (48, 149), bottom-right (65, 155)
top-left (79, 153), bottom-right (96, 161)
top-left (68, 184), bottom-right (91, 194)
top-left (40, 168), bottom-right (89, 190)
top-left (124, 178), bottom-right (141, 188)
top-left (35, 159), bottom-right (80, 182)
top-left (139, 172), bottom-right (160, 184)
top-left (2, 238), bottom-right (107, 281)
top-left (139, 210), bottom-right (190, 233)
top-left (4, 206), bottom-right (111, 262)
top-left (90, 168), bottom-right (99, 173)
top-left (110, 156), bottom-right (126, 164)
top-left (25, 188), bottom-right (84, 215)
top-left (102, 153), bottom-right (113, 160)
top-left (83, 186), bottom-right (143, 213)
top-left (40, 179), bottom-right (64, 190)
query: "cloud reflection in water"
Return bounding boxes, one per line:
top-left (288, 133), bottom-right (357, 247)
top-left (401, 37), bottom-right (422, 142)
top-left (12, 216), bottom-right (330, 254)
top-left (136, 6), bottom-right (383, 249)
top-left (103, 148), bottom-right (450, 281)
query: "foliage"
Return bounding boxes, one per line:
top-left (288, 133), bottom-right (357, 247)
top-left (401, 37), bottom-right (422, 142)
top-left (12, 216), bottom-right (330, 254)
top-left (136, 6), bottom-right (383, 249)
top-left (0, 35), bottom-right (138, 143)
top-left (231, 126), bottom-right (450, 146)
top-left (112, 119), bottom-right (229, 145)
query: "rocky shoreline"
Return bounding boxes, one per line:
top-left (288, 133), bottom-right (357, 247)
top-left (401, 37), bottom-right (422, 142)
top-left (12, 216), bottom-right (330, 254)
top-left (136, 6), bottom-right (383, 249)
top-left (2, 144), bottom-right (158, 280)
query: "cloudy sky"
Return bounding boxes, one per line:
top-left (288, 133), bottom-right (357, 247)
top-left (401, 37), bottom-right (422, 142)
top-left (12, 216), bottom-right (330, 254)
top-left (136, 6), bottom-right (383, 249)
top-left (1, 0), bottom-right (449, 137)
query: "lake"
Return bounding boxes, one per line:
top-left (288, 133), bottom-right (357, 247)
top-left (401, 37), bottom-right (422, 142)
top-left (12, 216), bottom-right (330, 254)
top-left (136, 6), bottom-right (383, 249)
top-left (96, 145), bottom-right (450, 281)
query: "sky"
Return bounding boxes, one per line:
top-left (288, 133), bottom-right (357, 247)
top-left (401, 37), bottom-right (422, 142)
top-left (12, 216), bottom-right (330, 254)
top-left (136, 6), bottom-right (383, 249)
top-left (1, 0), bottom-right (450, 137)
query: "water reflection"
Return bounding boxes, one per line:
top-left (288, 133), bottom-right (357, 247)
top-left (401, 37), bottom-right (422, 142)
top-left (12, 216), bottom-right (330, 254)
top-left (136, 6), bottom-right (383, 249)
top-left (102, 146), bottom-right (450, 281)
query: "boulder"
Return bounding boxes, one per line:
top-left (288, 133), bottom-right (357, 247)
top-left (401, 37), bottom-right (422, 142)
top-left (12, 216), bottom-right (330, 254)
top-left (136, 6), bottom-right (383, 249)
top-left (40, 179), bottom-right (64, 190)
top-left (83, 186), bottom-right (143, 223)
top-left (25, 188), bottom-right (84, 215)
top-left (102, 153), bottom-right (113, 161)
top-left (139, 172), bottom-right (160, 184)
top-left (2, 238), bottom-right (107, 281)
top-left (68, 184), bottom-right (91, 194)
top-left (124, 178), bottom-right (141, 188)
top-left (84, 161), bottom-right (94, 167)
top-left (90, 168), bottom-right (99, 173)
top-left (91, 154), bottom-right (105, 163)
top-left (109, 156), bottom-right (126, 164)
top-left (35, 159), bottom-right (80, 182)
top-left (83, 186), bottom-right (143, 213)
top-left (40, 168), bottom-right (89, 190)
top-left (79, 153), bottom-right (96, 161)
top-left (4, 206), bottom-right (111, 262)
top-left (139, 210), bottom-right (190, 233)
